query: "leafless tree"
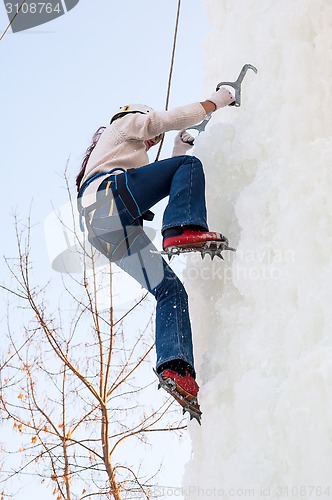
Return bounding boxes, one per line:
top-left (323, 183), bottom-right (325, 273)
top-left (0, 205), bottom-right (186, 499)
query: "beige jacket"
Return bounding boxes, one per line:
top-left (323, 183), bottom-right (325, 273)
top-left (80, 102), bottom-right (206, 188)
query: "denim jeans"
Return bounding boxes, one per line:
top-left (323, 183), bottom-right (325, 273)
top-left (85, 155), bottom-right (209, 374)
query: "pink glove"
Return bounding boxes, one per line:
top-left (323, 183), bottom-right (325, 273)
top-left (209, 87), bottom-right (235, 109)
top-left (172, 130), bottom-right (195, 157)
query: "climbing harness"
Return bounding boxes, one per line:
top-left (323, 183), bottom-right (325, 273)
top-left (187, 63), bottom-right (258, 138)
top-left (77, 168), bottom-right (154, 233)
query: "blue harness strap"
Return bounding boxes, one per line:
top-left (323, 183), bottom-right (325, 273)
top-left (77, 168), bottom-right (154, 232)
top-left (77, 169), bottom-right (122, 232)
top-left (78, 168), bottom-right (125, 201)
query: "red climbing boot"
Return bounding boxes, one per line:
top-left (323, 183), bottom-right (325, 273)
top-left (163, 228), bottom-right (229, 251)
top-left (155, 368), bottom-right (202, 424)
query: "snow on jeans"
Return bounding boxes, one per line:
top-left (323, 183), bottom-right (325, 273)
top-left (86, 155), bottom-right (208, 375)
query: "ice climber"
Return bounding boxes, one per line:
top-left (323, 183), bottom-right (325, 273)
top-left (76, 86), bottom-right (235, 423)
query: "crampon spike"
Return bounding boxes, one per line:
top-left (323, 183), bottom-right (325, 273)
top-left (151, 242), bottom-right (235, 261)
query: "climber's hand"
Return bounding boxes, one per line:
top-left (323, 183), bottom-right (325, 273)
top-left (209, 87), bottom-right (235, 109)
top-left (172, 130), bottom-right (195, 157)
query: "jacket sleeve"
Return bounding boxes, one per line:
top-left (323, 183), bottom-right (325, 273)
top-left (115, 102), bottom-right (207, 140)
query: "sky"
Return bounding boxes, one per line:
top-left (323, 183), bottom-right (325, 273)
top-left (0, 0), bottom-right (209, 498)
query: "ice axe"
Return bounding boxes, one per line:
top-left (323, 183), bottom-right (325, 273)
top-left (218, 63), bottom-right (258, 107)
top-left (186, 63), bottom-right (257, 140)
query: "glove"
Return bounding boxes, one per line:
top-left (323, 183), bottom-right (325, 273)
top-left (172, 130), bottom-right (195, 157)
top-left (209, 87), bottom-right (235, 109)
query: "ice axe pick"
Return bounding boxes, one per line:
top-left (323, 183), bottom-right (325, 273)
top-left (217, 63), bottom-right (258, 107)
top-left (186, 63), bottom-right (258, 139)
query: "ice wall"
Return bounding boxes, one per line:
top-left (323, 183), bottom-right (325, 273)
top-left (183, 1), bottom-right (332, 497)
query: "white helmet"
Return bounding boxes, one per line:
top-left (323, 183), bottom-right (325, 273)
top-left (110, 103), bottom-right (153, 124)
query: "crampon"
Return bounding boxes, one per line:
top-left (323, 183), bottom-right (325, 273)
top-left (160, 239), bottom-right (236, 261)
top-left (154, 369), bottom-right (202, 424)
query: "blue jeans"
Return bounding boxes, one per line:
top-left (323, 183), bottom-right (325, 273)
top-left (85, 155), bottom-right (208, 374)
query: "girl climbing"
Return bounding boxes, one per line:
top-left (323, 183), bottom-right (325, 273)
top-left (76, 87), bottom-right (234, 423)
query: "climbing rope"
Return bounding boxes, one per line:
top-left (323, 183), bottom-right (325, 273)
top-left (154, 0), bottom-right (182, 162)
top-left (0, 0), bottom-right (26, 42)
